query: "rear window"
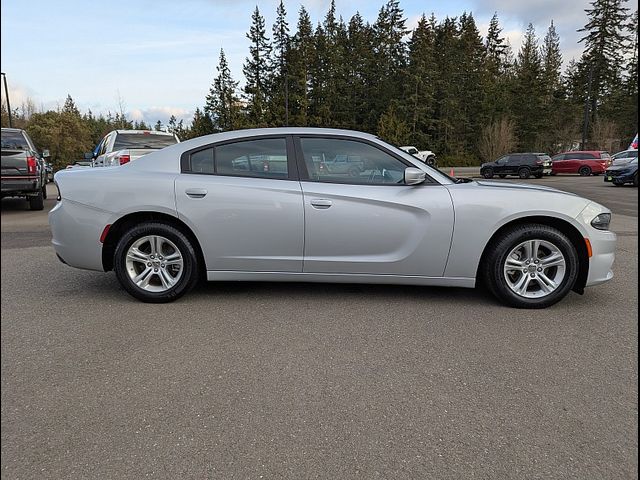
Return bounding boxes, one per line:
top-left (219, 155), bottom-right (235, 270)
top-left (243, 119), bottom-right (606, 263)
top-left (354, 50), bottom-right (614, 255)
top-left (1, 130), bottom-right (30, 150)
top-left (600, 153), bottom-right (611, 159)
top-left (538, 155), bottom-right (552, 162)
top-left (113, 133), bottom-right (178, 150)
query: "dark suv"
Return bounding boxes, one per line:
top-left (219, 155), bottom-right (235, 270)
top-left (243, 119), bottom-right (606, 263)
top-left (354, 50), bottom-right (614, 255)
top-left (480, 153), bottom-right (552, 179)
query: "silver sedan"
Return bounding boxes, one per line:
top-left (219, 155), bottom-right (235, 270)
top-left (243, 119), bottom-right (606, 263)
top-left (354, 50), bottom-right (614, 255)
top-left (49, 128), bottom-right (616, 308)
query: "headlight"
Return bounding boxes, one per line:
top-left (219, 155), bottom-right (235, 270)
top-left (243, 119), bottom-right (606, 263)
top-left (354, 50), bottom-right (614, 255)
top-left (591, 213), bottom-right (611, 230)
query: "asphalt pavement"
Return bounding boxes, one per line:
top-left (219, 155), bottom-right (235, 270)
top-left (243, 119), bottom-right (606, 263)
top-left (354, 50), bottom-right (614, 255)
top-left (1, 180), bottom-right (637, 479)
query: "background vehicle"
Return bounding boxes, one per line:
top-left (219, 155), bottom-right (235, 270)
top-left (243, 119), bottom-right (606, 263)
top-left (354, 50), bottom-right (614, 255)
top-left (65, 161), bottom-right (93, 170)
top-left (551, 151), bottom-right (610, 176)
top-left (399, 146), bottom-right (437, 167)
top-left (50, 128), bottom-right (615, 309)
top-left (317, 154), bottom-right (365, 177)
top-left (481, 153), bottom-right (552, 179)
top-left (91, 130), bottom-right (180, 167)
top-left (1, 128), bottom-right (48, 210)
top-left (604, 158), bottom-right (638, 186)
top-left (609, 149), bottom-right (638, 164)
top-left (44, 161), bottom-right (54, 182)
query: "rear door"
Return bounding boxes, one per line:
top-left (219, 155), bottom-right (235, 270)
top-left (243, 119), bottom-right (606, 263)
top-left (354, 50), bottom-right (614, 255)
top-left (175, 136), bottom-right (304, 273)
top-left (296, 135), bottom-right (454, 277)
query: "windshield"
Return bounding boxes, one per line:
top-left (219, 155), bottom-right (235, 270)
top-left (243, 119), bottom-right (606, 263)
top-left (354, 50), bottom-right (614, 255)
top-left (612, 150), bottom-right (638, 160)
top-left (113, 133), bottom-right (178, 150)
top-left (1, 130), bottom-right (30, 150)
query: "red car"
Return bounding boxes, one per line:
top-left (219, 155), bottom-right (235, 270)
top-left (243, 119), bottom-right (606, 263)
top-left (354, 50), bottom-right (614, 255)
top-left (551, 151), bottom-right (611, 176)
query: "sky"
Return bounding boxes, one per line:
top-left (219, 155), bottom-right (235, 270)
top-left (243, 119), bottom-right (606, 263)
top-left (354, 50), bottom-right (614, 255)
top-left (0, 0), bottom-right (614, 126)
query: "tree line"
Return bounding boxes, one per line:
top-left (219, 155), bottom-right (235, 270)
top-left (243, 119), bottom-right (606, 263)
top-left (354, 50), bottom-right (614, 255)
top-left (1, 0), bottom-right (637, 169)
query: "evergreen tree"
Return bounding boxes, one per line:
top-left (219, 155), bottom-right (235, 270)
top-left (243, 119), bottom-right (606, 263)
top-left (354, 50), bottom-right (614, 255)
top-left (187, 108), bottom-right (214, 139)
top-left (288, 6), bottom-right (314, 126)
top-left (243, 6), bottom-right (272, 127)
top-left (512, 24), bottom-right (545, 150)
top-left (269, 0), bottom-right (291, 125)
top-left (206, 48), bottom-right (242, 131)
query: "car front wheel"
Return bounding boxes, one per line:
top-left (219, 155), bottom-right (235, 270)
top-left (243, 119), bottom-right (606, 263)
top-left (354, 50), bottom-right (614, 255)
top-left (114, 222), bottom-right (200, 303)
top-left (482, 224), bottom-right (579, 308)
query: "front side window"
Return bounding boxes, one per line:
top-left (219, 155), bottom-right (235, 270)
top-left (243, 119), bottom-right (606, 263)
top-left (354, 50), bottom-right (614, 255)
top-left (300, 138), bottom-right (408, 184)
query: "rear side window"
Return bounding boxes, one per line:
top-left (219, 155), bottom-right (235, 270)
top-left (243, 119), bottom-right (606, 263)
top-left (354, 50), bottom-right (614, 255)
top-left (539, 155), bottom-right (551, 162)
top-left (187, 138), bottom-right (289, 179)
top-left (113, 133), bottom-right (178, 150)
top-left (1, 130), bottom-right (30, 150)
top-left (577, 153), bottom-right (596, 160)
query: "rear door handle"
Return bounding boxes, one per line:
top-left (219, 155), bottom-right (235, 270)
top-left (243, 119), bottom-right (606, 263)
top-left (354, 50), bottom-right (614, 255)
top-left (310, 199), bottom-right (332, 209)
top-left (185, 188), bottom-right (208, 199)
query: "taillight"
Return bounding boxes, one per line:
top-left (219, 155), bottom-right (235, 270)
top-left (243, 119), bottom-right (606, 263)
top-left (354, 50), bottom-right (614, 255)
top-left (118, 154), bottom-right (131, 165)
top-left (27, 156), bottom-right (37, 174)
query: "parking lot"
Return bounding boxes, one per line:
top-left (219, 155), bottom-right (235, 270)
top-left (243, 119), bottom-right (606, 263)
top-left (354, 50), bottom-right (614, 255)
top-left (1, 177), bottom-right (637, 478)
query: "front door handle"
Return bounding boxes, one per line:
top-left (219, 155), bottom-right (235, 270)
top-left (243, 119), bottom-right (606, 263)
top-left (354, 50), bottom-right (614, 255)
top-left (185, 188), bottom-right (208, 198)
top-left (310, 199), bottom-right (332, 209)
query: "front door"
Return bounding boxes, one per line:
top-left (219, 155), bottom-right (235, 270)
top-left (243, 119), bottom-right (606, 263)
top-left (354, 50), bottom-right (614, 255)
top-left (296, 136), bottom-right (454, 277)
top-left (175, 136), bottom-right (304, 272)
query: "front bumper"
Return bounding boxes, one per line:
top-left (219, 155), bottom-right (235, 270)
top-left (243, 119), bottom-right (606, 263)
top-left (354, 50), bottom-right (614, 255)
top-left (49, 199), bottom-right (112, 272)
top-left (604, 169), bottom-right (636, 184)
top-left (585, 229), bottom-right (617, 286)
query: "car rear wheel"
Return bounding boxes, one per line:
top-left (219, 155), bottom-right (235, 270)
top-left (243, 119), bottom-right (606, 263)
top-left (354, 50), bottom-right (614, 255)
top-left (518, 167), bottom-right (531, 179)
top-left (114, 222), bottom-right (200, 303)
top-left (426, 156), bottom-right (437, 167)
top-left (28, 190), bottom-right (44, 211)
top-left (579, 166), bottom-right (591, 176)
top-left (482, 168), bottom-right (494, 179)
top-left (482, 224), bottom-right (579, 308)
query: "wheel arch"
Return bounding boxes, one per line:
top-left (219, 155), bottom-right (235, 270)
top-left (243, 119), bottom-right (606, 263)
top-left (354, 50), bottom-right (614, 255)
top-left (101, 211), bottom-right (206, 274)
top-left (476, 215), bottom-right (589, 294)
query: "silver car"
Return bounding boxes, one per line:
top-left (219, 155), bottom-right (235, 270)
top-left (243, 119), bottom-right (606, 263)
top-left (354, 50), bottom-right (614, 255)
top-left (49, 128), bottom-right (616, 308)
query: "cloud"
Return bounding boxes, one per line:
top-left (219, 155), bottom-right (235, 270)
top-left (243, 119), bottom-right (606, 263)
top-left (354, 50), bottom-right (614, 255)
top-left (129, 107), bottom-right (193, 126)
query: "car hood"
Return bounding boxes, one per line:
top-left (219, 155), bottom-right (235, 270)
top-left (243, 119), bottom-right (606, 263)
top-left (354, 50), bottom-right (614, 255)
top-left (607, 163), bottom-right (637, 171)
top-left (473, 180), bottom-right (576, 196)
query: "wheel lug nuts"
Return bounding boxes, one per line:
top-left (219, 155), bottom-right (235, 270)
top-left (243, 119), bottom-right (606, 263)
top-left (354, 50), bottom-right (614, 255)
top-left (530, 273), bottom-right (535, 277)
top-left (154, 268), bottom-right (158, 272)
top-left (537, 267), bottom-right (542, 272)
top-left (161, 264), bottom-right (165, 268)
top-left (534, 260), bottom-right (539, 264)
top-left (147, 262), bottom-right (152, 267)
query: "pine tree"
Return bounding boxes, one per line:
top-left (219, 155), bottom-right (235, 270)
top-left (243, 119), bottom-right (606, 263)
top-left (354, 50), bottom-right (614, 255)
top-left (405, 14), bottom-right (436, 147)
top-left (288, 6), bottom-right (314, 126)
top-left (576, 0), bottom-right (630, 115)
top-left (243, 7), bottom-right (272, 127)
top-left (269, 0), bottom-right (290, 126)
top-left (512, 24), bottom-right (545, 150)
top-left (154, 120), bottom-right (162, 131)
top-left (187, 108), bottom-right (214, 139)
top-left (62, 95), bottom-right (80, 116)
top-left (206, 48), bottom-right (242, 132)
top-left (539, 20), bottom-right (567, 152)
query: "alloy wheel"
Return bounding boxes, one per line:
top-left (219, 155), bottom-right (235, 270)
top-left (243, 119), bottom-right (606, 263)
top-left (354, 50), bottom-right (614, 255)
top-left (125, 235), bottom-right (184, 292)
top-left (503, 239), bottom-right (566, 299)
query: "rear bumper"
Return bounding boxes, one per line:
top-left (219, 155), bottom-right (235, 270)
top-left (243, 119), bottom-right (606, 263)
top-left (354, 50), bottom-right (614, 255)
top-left (48, 199), bottom-right (111, 272)
top-left (1, 177), bottom-right (40, 195)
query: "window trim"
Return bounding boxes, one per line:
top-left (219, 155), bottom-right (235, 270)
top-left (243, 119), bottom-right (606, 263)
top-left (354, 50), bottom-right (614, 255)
top-left (180, 135), bottom-right (299, 181)
top-left (293, 134), bottom-right (438, 186)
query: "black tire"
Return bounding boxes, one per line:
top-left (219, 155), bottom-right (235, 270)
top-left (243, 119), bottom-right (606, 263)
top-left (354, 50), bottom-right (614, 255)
top-left (348, 167), bottom-right (360, 177)
top-left (426, 156), bottom-right (437, 167)
top-left (634, 173), bottom-right (638, 187)
top-left (499, 174), bottom-right (507, 179)
top-left (518, 167), bottom-right (531, 179)
top-left (578, 166), bottom-right (591, 176)
top-left (113, 222), bottom-right (200, 303)
top-left (29, 190), bottom-right (44, 211)
top-left (42, 184), bottom-right (48, 199)
top-left (482, 168), bottom-right (494, 179)
top-left (482, 224), bottom-right (580, 309)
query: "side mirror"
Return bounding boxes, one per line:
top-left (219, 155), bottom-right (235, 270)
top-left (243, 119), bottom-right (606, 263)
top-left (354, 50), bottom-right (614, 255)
top-left (404, 167), bottom-right (426, 185)
top-left (42, 149), bottom-right (50, 158)
top-left (83, 152), bottom-right (94, 160)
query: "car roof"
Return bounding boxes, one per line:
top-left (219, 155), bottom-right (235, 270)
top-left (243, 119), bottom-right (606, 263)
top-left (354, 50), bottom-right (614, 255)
top-left (558, 150), bottom-right (603, 154)
top-left (509, 152), bottom-right (547, 155)
top-left (1, 127), bottom-right (25, 133)
top-left (113, 129), bottom-right (176, 136)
